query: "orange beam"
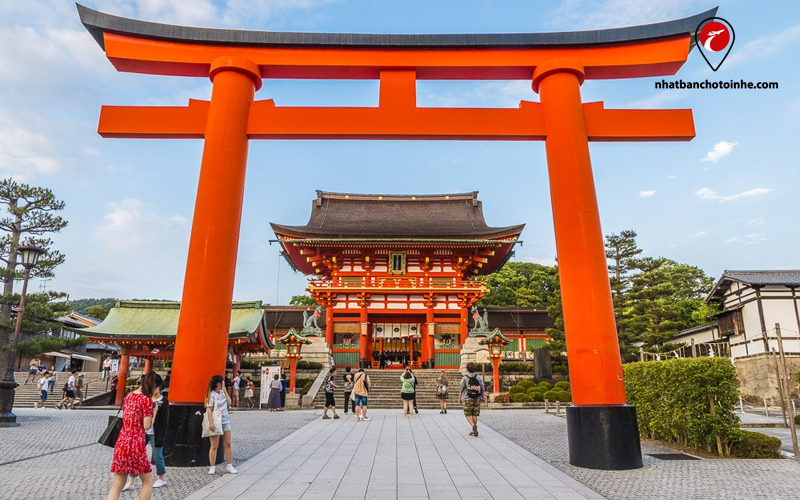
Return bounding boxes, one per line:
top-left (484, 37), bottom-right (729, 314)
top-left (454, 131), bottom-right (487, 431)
top-left (103, 32), bottom-right (692, 80)
top-left (98, 100), bottom-right (694, 141)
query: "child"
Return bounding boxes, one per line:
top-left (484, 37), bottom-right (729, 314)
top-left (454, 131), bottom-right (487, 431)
top-left (244, 377), bottom-right (255, 409)
top-left (35, 372), bottom-right (50, 408)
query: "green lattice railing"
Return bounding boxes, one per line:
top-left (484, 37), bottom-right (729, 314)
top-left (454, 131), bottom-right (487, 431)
top-left (527, 338), bottom-right (546, 350)
top-left (333, 352), bottom-right (360, 367)
top-left (435, 352), bottom-right (461, 367)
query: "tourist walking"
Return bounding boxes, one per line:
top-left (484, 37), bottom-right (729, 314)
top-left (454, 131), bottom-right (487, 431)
top-left (25, 355), bottom-right (41, 384)
top-left (244, 376), bottom-right (255, 408)
top-left (102, 356), bottom-right (112, 380)
top-left (75, 373), bottom-right (86, 406)
top-left (322, 368), bottom-right (340, 419)
top-left (342, 367), bottom-right (355, 414)
top-left (458, 362), bottom-right (486, 437)
top-left (266, 373), bottom-right (281, 411)
top-left (35, 372), bottom-right (50, 408)
top-left (437, 371), bottom-right (449, 414)
top-left (48, 366), bottom-right (57, 393)
top-left (205, 375), bottom-right (238, 475)
top-left (231, 371), bottom-right (241, 408)
top-left (106, 371), bottom-right (158, 500)
top-left (57, 369), bottom-right (78, 409)
top-left (280, 373), bottom-right (287, 408)
top-left (400, 368), bottom-right (415, 419)
top-left (122, 374), bottom-right (169, 492)
top-left (379, 351), bottom-right (387, 370)
top-left (353, 367), bottom-right (370, 421)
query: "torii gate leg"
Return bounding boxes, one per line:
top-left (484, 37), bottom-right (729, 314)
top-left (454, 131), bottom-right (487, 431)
top-left (165, 56), bottom-right (261, 466)
top-left (534, 60), bottom-right (642, 470)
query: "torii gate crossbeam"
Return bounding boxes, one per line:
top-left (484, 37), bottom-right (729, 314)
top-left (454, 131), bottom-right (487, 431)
top-left (77, 3), bottom-right (716, 470)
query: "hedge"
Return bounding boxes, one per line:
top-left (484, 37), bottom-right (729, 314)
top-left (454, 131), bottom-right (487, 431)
top-left (624, 357), bottom-right (741, 456)
top-left (476, 362), bottom-right (534, 372)
top-left (730, 431), bottom-right (782, 458)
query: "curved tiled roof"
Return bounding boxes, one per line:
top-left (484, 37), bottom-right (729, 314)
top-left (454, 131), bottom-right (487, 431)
top-left (272, 191), bottom-right (524, 239)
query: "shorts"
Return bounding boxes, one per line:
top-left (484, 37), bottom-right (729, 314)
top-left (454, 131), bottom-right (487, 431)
top-left (324, 392), bottom-right (336, 408)
top-left (76, 389), bottom-right (83, 398)
top-left (28, 369), bottom-right (37, 375)
top-left (65, 390), bottom-right (75, 398)
top-left (354, 394), bottom-right (368, 407)
top-left (40, 390), bottom-right (48, 400)
top-left (222, 422), bottom-right (231, 433)
top-left (463, 398), bottom-right (481, 417)
top-left (437, 391), bottom-right (449, 400)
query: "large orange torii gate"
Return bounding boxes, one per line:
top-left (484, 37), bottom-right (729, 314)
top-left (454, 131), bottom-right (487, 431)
top-left (78, 4), bottom-right (715, 469)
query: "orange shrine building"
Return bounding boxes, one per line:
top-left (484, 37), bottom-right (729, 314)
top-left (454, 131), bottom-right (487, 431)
top-left (272, 191), bottom-right (551, 369)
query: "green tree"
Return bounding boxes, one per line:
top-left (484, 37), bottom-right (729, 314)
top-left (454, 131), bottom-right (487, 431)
top-left (84, 304), bottom-right (111, 320)
top-left (478, 262), bottom-right (559, 307)
top-left (289, 294), bottom-right (316, 306)
top-left (623, 257), bottom-right (714, 355)
top-left (0, 179), bottom-right (68, 334)
top-left (605, 230), bottom-right (643, 331)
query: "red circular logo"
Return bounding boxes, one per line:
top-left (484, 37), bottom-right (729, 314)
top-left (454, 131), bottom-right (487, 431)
top-left (699, 22), bottom-right (730, 52)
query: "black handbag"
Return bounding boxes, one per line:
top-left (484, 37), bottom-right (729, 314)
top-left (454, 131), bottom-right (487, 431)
top-left (99, 406), bottom-right (123, 448)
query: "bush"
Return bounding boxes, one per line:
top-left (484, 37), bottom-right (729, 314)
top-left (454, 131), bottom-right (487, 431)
top-left (493, 393), bottom-right (510, 403)
top-left (537, 381), bottom-right (552, 391)
top-left (525, 387), bottom-right (540, 396)
top-left (511, 393), bottom-right (530, 403)
top-left (516, 380), bottom-right (536, 390)
top-left (730, 431), bottom-right (782, 458)
top-left (528, 390), bottom-right (544, 402)
top-left (296, 360), bottom-right (323, 370)
top-left (499, 362), bottom-right (535, 372)
top-left (795, 414), bottom-right (800, 426)
top-left (624, 357), bottom-right (741, 456)
top-left (508, 386), bottom-right (526, 395)
top-left (554, 381), bottom-right (570, 391)
top-left (543, 390), bottom-right (570, 402)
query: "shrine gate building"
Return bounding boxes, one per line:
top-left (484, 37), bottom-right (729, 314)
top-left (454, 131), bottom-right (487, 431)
top-left (272, 191), bottom-right (531, 369)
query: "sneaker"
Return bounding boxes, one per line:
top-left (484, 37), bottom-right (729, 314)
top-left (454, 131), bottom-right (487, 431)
top-left (33, 403), bottom-right (38, 409)
top-left (362, 416), bottom-right (370, 421)
top-left (122, 483), bottom-right (134, 492)
top-left (226, 464), bottom-right (238, 474)
top-left (153, 480), bottom-right (167, 488)
top-left (322, 415), bottom-right (331, 419)
top-left (208, 466), bottom-right (216, 475)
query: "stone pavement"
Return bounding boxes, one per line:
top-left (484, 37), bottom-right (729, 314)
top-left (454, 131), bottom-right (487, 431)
top-left (185, 409), bottom-right (603, 500)
top-left (481, 410), bottom-right (800, 500)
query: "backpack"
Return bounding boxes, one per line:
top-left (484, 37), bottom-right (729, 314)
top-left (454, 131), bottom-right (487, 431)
top-left (63, 382), bottom-right (70, 392)
top-left (465, 374), bottom-right (482, 400)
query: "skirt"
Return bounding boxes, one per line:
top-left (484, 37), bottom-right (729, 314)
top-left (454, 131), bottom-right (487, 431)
top-left (401, 392), bottom-right (415, 401)
top-left (244, 388), bottom-right (254, 398)
top-left (266, 388), bottom-right (282, 409)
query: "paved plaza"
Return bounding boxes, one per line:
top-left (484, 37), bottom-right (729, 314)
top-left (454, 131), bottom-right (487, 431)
top-left (3, 407), bottom-right (800, 500)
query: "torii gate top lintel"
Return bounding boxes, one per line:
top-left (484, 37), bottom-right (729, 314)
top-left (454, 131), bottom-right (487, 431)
top-left (78, 3), bottom-right (717, 81)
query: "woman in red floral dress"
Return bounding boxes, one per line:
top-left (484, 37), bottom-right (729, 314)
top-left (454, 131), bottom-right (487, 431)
top-left (107, 371), bottom-right (158, 500)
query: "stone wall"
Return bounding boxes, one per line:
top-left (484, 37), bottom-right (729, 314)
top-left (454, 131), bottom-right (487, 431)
top-left (735, 353), bottom-right (800, 403)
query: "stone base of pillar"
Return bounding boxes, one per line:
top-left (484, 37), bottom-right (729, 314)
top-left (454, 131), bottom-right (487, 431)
top-left (163, 404), bottom-right (224, 467)
top-left (566, 404), bottom-right (643, 470)
top-left (0, 380), bottom-right (20, 427)
top-left (285, 393), bottom-right (301, 409)
top-left (459, 337), bottom-right (490, 370)
top-left (301, 337), bottom-right (333, 368)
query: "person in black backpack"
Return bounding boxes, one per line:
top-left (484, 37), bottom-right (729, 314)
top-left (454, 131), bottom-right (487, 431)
top-left (322, 368), bottom-right (340, 420)
top-left (458, 362), bottom-right (486, 437)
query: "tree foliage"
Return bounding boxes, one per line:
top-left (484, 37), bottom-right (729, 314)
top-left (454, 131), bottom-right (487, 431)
top-left (0, 179), bottom-right (68, 334)
top-left (70, 298), bottom-right (118, 320)
top-left (13, 335), bottom-right (87, 357)
top-left (289, 294), bottom-right (317, 306)
top-left (478, 262), bottom-right (559, 308)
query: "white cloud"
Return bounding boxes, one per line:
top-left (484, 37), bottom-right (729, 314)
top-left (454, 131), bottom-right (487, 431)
top-left (746, 217), bottom-right (765, 226)
top-left (726, 23), bottom-right (800, 67)
top-left (745, 233), bottom-right (766, 245)
top-left (725, 237), bottom-right (740, 243)
top-left (522, 256), bottom-right (557, 266)
top-left (639, 190), bottom-right (656, 198)
top-left (693, 231), bottom-right (706, 237)
top-left (702, 140), bottom-right (738, 163)
top-left (695, 187), bottom-right (772, 203)
top-left (628, 90), bottom-right (683, 109)
top-left (94, 199), bottom-right (189, 253)
top-left (418, 81), bottom-right (535, 108)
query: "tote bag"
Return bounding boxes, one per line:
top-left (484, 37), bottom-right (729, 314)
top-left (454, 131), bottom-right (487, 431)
top-left (99, 408), bottom-right (123, 448)
top-left (201, 410), bottom-right (223, 438)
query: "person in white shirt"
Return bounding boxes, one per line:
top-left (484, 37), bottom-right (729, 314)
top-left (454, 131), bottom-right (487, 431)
top-left (57, 369), bottom-right (78, 409)
top-left (231, 371), bottom-right (241, 408)
top-left (35, 372), bottom-right (50, 408)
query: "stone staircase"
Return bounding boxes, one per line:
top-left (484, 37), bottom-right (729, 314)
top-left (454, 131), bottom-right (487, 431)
top-left (10, 371), bottom-right (108, 409)
top-left (311, 369), bottom-right (469, 410)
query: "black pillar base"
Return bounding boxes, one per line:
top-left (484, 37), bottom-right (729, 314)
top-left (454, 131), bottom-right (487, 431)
top-left (0, 380), bottom-right (20, 427)
top-left (566, 404), bottom-right (643, 470)
top-left (162, 404), bottom-right (224, 467)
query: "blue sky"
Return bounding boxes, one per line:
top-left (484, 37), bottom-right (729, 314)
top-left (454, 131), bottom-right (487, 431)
top-left (1, 0), bottom-right (798, 304)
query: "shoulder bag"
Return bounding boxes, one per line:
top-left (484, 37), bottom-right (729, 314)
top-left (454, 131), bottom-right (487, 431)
top-left (98, 400), bottom-right (124, 448)
top-left (201, 394), bottom-right (224, 438)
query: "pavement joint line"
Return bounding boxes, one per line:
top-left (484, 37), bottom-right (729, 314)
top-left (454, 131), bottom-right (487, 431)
top-left (0, 442), bottom-right (96, 466)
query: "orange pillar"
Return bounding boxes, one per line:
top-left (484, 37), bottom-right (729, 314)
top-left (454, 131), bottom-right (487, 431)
top-left (289, 357), bottom-right (297, 394)
top-left (426, 307), bottom-right (435, 367)
top-left (533, 59), bottom-right (626, 406)
top-left (360, 306), bottom-right (369, 366)
top-left (169, 56), bottom-right (261, 404)
top-left (492, 357), bottom-right (500, 395)
top-left (115, 352), bottom-right (130, 405)
top-left (325, 307), bottom-right (334, 348)
top-left (143, 358), bottom-right (152, 375)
